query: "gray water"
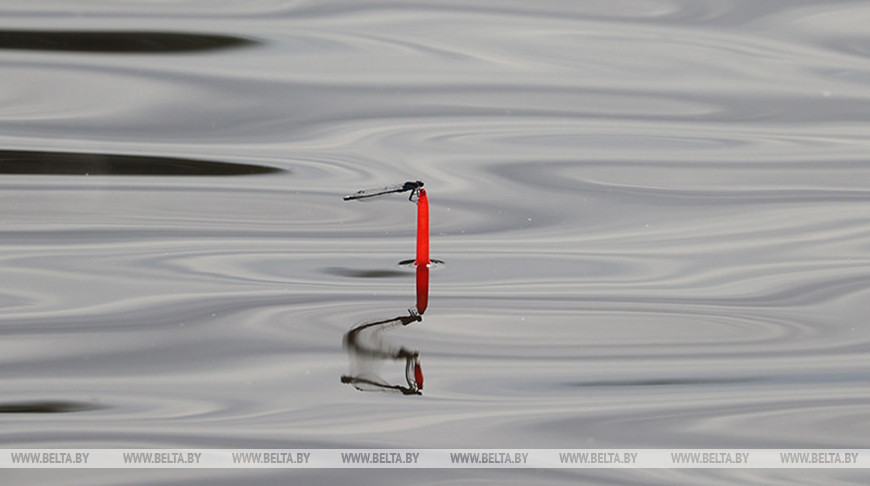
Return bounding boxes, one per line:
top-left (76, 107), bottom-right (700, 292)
top-left (2, 0), bottom-right (870, 484)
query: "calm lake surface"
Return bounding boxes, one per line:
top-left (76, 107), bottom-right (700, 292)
top-left (2, 0), bottom-right (869, 483)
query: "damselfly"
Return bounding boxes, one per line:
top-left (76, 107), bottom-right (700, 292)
top-left (343, 180), bottom-right (424, 201)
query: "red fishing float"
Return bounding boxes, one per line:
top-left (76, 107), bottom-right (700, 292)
top-left (414, 188), bottom-right (430, 267)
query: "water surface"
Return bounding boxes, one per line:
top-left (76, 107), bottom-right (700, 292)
top-left (2, 0), bottom-right (870, 484)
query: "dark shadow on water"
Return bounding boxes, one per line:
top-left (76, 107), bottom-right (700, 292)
top-left (327, 261), bottom-right (444, 279)
top-left (0, 30), bottom-right (257, 53)
top-left (0, 150), bottom-right (284, 176)
top-left (324, 267), bottom-right (408, 279)
top-left (0, 400), bottom-right (106, 413)
top-left (568, 377), bottom-right (757, 388)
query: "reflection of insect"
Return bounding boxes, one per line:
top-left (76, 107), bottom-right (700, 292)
top-left (341, 312), bottom-right (423, 395)
top-left (340, 355), bottom-right (422, 395)
top-left (343, 180), bottom-right (424, 202)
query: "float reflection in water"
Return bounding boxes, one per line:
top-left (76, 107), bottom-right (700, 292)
top-left (341, 264), bottom-right (428, 395)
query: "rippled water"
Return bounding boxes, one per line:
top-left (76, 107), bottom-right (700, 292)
top-left (3, 0), bottom-right (870, 484)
